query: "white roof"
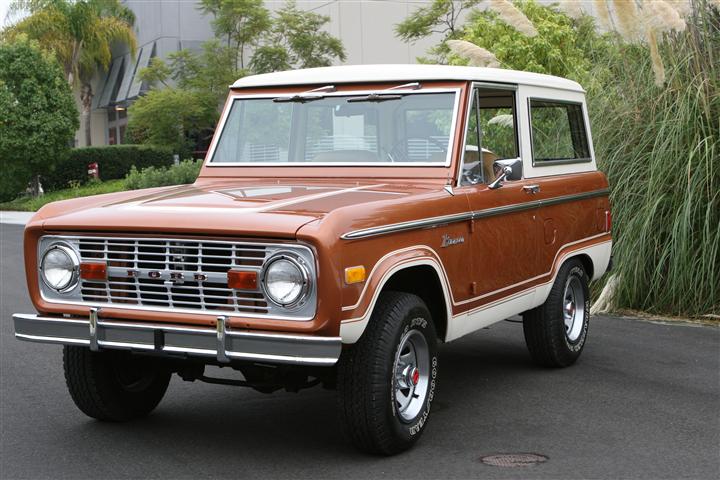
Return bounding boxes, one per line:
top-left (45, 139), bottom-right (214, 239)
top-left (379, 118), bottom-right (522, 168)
top-left (232, 64), bottom-right (584, 93)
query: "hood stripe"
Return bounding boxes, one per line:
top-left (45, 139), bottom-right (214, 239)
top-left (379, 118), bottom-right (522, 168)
top-left (116, 184), bottom-right (386, 214)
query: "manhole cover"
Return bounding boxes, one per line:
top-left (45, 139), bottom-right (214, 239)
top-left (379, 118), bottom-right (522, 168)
top-left (480, 453), bottom-right (548, 467)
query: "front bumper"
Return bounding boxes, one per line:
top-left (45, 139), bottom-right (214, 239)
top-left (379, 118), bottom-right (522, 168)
top-left (13, 312), bottom-right (341, 366)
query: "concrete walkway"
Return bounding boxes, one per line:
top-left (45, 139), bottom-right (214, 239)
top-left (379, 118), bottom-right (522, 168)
top-left (0, 211), bottom-right (33, 225)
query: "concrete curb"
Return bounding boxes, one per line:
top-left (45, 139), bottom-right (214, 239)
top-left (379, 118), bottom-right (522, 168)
top-left (0, 211), bottom-right (33, 225)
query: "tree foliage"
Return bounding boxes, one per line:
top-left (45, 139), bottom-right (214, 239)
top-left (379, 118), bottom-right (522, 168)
top-left (140, 40), bottom-right (241, 103)
top-left (0, 36), bottom-right (78, 201)
top-left (129, 0), bottom-right (346, 152)
top-left (250, 0), bottom-right (345, 73)
top-left (459, 0), bottom-right (591, 78)
top-left (395, 0), bottom-right (482, 62)
top-left (4, 0), bottom-right (137, 146)
top-left (125, 88), bottom-right (217, 156)
top-left (131, 39), bottom-right (241, 152)
top-left (199, 0), bottom-right (271, 70)
top-left (396, 0), bottom-right (481, 41)
top-left (4, 0), bottom-right (136, 84)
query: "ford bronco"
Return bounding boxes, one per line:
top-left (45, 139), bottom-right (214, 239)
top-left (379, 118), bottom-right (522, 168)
top-left (14, 65), bottom-right (612, 454)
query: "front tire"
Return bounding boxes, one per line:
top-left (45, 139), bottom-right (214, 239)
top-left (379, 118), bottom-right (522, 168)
top-left (63, 346), bottom-right (171, 422)
top-left (522, 259), bottom-right (590, 367)
top-left (337, 291), bottom-right (438, 455)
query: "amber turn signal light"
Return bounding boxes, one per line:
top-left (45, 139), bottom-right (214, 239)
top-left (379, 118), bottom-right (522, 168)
top-left (227, 270), bottom-right (258, 290)
top-left (80, 262), bottom-right (107, 281)
top-left (344, 265), bottom-right (366, 284)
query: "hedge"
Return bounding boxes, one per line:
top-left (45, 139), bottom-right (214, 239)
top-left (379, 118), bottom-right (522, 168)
top-left (125, 159), bottom-right (202, 190)
top-left (43, 145), bottom-right (176, 191)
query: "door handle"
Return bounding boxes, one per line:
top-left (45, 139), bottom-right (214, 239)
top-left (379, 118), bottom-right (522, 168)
top-left (523, 184), bottom-right (540, 194)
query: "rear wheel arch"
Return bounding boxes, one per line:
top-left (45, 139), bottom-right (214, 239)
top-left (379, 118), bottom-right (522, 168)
top-left (571, 253), bottom-right (594, 280)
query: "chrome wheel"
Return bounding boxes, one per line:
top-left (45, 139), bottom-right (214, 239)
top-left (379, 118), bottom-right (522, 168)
top-left (393, 328), bottom-right (430, 422)
top-left (563, 275), bottom-right (585, 343)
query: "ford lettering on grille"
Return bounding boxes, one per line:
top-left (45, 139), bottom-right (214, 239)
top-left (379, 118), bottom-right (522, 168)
top-left (78, 237), bottom-right (269, 314)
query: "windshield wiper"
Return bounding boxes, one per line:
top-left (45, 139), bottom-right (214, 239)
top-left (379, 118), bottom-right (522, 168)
top-left (346, 82), bottom-right (421, 103)
top-left (347, 93), bottom-right (403, 103)
top-left (272, 84), bottom-right (335, 103)
top-left (273, 94), bottom-right (325, 103)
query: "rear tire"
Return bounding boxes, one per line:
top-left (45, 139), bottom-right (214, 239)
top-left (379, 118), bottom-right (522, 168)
top-left (63, 346), bottom-right (171, 421)
top-left (523, 259), bottom-right (590, 367)
top-left (337, 291), bottom-right (438, 455)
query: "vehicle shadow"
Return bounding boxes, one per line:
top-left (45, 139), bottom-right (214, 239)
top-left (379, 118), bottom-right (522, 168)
top-left (64, 322), bottom-right (541, 465)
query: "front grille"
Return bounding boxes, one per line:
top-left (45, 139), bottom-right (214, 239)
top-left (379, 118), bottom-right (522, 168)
top-left (76, 238), bottom-right (269, 314)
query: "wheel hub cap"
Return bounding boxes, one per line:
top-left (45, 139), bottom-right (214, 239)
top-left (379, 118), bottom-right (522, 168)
top-left (411, 367), bottom-right (420, 386)
top-left (393, 328), bottom-right (430, 422)
top-left (563, 276), bottom-right (585, 343)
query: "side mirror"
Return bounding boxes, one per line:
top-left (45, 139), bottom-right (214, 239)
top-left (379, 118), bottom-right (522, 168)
top-left (488, 158), bottom-right (522, 190)
top-left (488, 166), bottom-right (513, 190)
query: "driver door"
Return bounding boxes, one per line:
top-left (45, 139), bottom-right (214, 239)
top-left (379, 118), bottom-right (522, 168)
top-left (457, 85), bottom-right (541, 306)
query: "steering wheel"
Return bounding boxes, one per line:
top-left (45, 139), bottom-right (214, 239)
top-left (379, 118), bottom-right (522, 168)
top-left (386, 137), bottom-right (447, 163)
top-left (462, 161), bottom-right (484, 185)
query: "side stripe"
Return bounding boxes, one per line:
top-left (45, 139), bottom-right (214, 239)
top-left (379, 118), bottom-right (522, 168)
top-left (341, 188), bottom-right (609, 239)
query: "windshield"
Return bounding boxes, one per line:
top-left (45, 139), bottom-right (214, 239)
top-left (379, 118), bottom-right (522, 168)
top-left (210, 91), bottom-right (457, 165)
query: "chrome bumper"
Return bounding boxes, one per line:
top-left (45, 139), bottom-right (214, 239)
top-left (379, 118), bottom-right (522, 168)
top-left (13, 312), bottom-right (341, 366)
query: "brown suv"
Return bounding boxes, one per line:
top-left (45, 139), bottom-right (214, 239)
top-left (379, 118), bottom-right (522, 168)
top-left (14, 65), bottom-right (612, 455)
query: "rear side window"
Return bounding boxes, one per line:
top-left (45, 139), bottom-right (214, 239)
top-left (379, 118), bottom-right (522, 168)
top-left (529, 100), bottom-right (590, 164)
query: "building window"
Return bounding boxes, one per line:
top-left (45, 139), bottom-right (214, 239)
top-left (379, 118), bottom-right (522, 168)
top-left (107, 107), bottom-right (128, 145)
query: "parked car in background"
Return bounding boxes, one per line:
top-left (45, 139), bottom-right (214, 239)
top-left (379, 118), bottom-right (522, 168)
top-left (14, 65), bottom-right (611, 454)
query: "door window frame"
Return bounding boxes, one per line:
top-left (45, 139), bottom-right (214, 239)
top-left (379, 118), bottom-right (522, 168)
top-left (527, 97), bottom-right (592, 167)
top-left (456, 82), bottom-right (522, 187)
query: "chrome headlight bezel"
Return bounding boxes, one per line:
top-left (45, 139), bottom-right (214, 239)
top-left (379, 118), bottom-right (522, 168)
top-left (39, 243), bottom-right (80, 293)
top-left (260, 251), bottom-right (312, 309)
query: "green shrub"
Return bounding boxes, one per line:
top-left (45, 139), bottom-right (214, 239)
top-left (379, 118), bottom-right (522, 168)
top-left (44, 144), bottom-right (176, 191)
top-left (0, 36), bottom-right (78, 202)
top-left (124, 159), bottom-right (202, 190)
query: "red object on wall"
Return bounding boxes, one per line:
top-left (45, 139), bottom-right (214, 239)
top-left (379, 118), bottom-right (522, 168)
top-left (87, 162), bottom-right (99, 180)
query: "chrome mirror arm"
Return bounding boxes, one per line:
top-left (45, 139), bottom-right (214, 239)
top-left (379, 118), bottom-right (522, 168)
top-left (488, 166), bottom-right (513, 190)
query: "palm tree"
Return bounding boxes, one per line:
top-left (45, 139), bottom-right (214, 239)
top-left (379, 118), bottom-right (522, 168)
top-left (5, 0), bottom-right (137, 146)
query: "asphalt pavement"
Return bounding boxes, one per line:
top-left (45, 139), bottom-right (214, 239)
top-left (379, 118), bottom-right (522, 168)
top-left (1, 222), bottom-right (719, 479)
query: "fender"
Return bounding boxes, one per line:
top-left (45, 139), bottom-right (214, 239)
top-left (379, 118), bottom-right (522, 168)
top-left (339, 246), bottom-right (453, 344)
top-left (339, 235), bottom-right (611, 345)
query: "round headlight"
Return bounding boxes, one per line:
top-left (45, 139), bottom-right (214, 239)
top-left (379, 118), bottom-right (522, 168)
top-left (262, 255), bottom-right (309, 307)
top-left (40, 244), bottom-right (79, 292)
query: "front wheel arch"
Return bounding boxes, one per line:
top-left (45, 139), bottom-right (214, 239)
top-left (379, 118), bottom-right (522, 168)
top-left (381, 264), bottom-right (449, 342)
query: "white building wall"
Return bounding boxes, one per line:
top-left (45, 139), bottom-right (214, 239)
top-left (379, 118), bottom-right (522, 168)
top-left (88, 1), bottom-right (460, 146)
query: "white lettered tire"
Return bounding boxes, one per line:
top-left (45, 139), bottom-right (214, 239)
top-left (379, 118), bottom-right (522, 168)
top-left (337, 291), bottom-right (438, 455)
top-left (522, 258), bottom-right (590, 367)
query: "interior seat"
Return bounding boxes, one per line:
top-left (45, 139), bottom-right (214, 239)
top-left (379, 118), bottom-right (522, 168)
top-left (311, 150), bottom-right (380, 163)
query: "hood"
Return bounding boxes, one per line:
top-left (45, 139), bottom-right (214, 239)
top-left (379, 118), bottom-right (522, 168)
top-left (36, 180), bottom-right (439, 238)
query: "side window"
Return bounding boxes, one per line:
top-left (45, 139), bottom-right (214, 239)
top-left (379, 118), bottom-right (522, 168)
top-left (529, 100), bottom-right (590, 164)
top-left (461, 87), bottom-right (519, 185)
